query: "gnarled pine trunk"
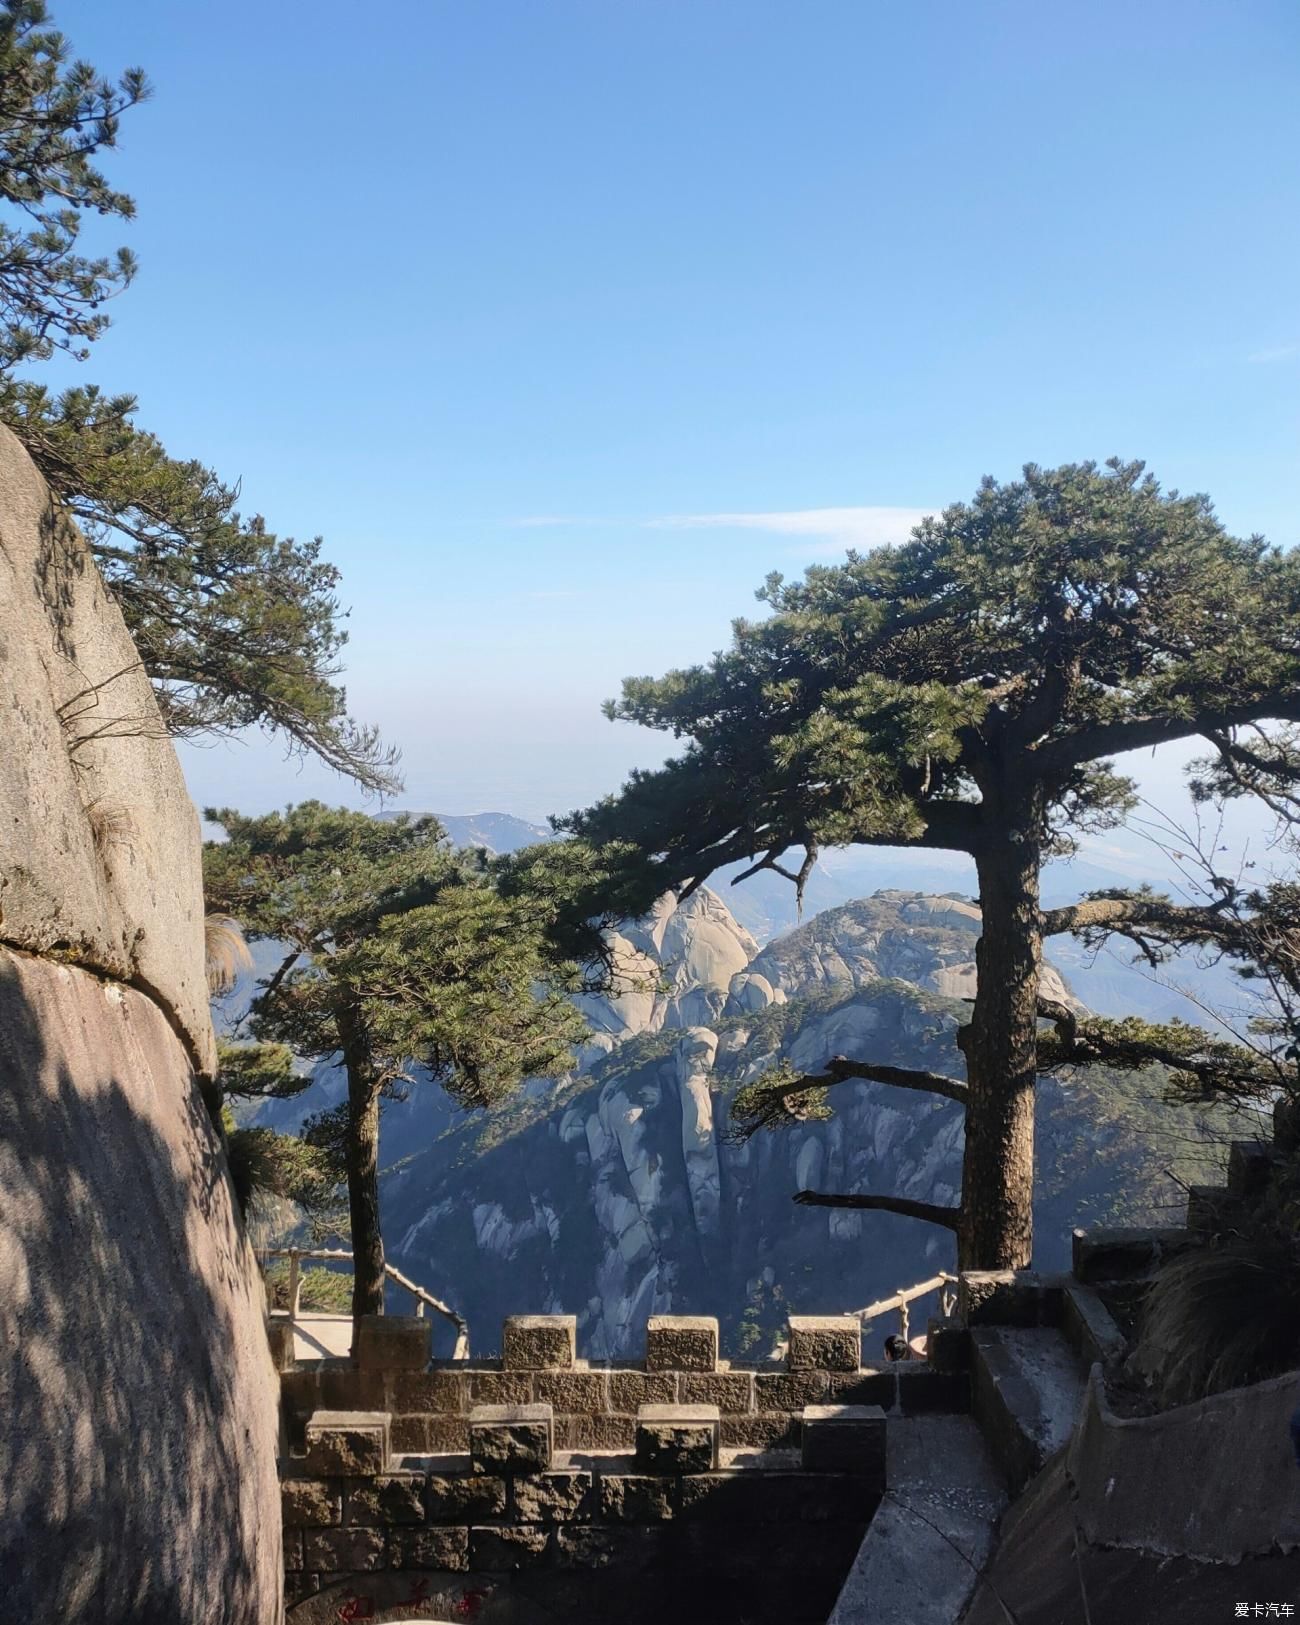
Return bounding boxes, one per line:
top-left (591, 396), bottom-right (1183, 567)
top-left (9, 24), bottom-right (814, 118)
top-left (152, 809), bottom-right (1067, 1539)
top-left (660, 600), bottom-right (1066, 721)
top-left (959, 823), bottom-right (1043, 1270)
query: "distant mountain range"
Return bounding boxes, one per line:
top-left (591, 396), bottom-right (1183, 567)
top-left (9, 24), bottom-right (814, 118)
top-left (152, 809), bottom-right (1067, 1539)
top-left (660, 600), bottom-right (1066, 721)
top-left (374, 811), bottom-right (1245, 1022)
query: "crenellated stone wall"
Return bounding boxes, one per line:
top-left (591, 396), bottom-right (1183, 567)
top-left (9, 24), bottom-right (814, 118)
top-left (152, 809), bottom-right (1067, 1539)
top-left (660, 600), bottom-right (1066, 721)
top-left (278, 1313), bottom-right (911, 1622)
top-left (277, 1311), bottom-right (968, 1462)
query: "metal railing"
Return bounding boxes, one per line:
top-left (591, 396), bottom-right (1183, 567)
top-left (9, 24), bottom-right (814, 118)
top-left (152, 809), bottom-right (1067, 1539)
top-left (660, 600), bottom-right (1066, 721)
top-left (848, 1271), bottom-right (958, 1347)
top-left (256, 1246), bottom-right (470, 1359)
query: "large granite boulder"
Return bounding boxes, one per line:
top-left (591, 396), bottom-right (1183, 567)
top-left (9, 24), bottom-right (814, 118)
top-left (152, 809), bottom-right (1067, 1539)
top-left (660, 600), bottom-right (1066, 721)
top-left (0, 426), bottom-right (281, 1622)
top-left (0, 424), bottom-right (213, 1075)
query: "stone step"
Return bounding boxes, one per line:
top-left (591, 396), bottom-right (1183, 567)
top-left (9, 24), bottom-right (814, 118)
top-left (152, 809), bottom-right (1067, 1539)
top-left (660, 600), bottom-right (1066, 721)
top-left (827, 1414), bottom-right (1007, 1625)
top-left (970, 1326), bottom-right (1088, 1495)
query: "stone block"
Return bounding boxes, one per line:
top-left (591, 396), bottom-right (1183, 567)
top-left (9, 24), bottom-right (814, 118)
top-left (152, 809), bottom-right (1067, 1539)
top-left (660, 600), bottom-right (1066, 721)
top-left (318, 1362), bottom-right (386, 1411)
top-left (554, 1411), bottom-right (636, 1451)
top-left (281, 1475), bottom-right (342, 1527)
top-left (533, 1369), bottom-right (610, 1412)
top-left (283, 1528), bottom-right (303, 1572)
top-left (678, 1371), bottom-right (755, 1413)
top-left (388, 1414), bottom-right (429, 1453)
top-left (390, 1368), bottom-right (470, 1414)
top-left (753, 1369), bottom-right (829, 1411)
top-left (512, 1470), bottom-right (594, 1522)
top-left (387, 1525), bottom-right (469, 1571)
top-left (786, 1316), bottom-right (860, 1372)
top-left (608, 1368), bottom-right (678, 1411)
top-left (469, 1524), bottom-right (551, 1570)
top-left (303, 1526), bottom-right (386, 1573)
top-left (425, 1473), bottom-right (506, 1521)
top-left (468, 1403), bottom-right (553, 1474)
top-left (897, 1368), bottom-right (969, 1414)
top-left (634, 1403), bottom-right (719, 1473)
top-left (719, 1412), bottom-right (799, 1449)
top-left (304, 1410), bottom-right (390, 1477)
top-left (826, 1369), bottom-right (896, 1408)
top-left (468, 1369), bottom-right (535, 1407)
top-left (281, 1367), bottom-right (323, 1422)
top-left (355, 1313), bottom-right (433, 1372)
top-left (645, 1314), bottom-right (719, 1372)
top-left (596, 1473), bottom-right (677, 1522)
top-left (502, 1314), bottom-right (576, 1370)
top-left (425, 1415), bottom-right (470, 1453)
top-left (924, 1316), bottom-right (970, 1373)
top-left (553, 1526), bottom-right (619, 1569)
top-left (267, 1316), bottom-right (296, 1372)
top-left (800, 1404), bottom-right (887, 1481)
top-left (958, 1270), bottom-right (1042, 1327)
top-left (676, 1470), bottom-right (770, 1522)
top-left (345, 1472), bottom-right (426, 1524)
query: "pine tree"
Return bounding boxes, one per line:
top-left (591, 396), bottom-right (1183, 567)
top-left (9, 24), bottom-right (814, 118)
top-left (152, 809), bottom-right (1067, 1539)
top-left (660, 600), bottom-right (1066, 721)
top-left (0, 3), bottom-right (397, 791)
top-left (204, 804), bottom-right (588, 1325)
top-left (562, 460), bottom-right (1300, 1269)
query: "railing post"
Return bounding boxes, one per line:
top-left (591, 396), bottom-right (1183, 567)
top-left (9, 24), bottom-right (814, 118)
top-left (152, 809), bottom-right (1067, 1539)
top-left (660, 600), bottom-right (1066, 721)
top-left (287, 1249), bottom-right (302, 1322)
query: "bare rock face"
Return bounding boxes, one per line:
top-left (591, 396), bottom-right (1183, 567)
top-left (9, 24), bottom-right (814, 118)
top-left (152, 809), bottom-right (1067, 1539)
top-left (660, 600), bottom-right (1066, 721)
top-left (0, 428), bottom-right (281, 1622)
top-left (0, 424), bottom-right (213, 1074)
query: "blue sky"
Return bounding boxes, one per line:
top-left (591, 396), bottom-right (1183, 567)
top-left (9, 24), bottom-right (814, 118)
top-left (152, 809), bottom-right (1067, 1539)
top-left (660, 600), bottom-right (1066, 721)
top-left (51, 0), bottom-right (1300, 840)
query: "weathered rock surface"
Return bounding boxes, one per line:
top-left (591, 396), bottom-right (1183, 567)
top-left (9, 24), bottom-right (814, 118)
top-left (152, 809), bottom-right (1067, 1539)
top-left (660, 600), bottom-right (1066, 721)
top-left (0, 950), bottom-right (281, 1622)
top-left (0, 423), bottom-right (213, 1074)
top-left (0, 428), bottom-right (280, 1622)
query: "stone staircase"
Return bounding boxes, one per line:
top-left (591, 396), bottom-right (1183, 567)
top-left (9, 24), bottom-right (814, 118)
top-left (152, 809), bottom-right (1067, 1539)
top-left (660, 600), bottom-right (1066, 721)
top-left (827, 1414), bottom-right (1006, 1625)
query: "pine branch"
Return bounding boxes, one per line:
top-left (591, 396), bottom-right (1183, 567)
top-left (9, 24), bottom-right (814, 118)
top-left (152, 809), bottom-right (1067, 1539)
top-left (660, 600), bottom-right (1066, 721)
top-left (780, 1054), bottom-right (968, 1104)
top-left (730, 1053), bottom-right (967, 1143)
top-left (794, 1189), bottom-right (961, 1230)
top-left (1034, 995), bottom-right (1276, 1100)
top-left (1037, 698), bottom-right (1300, 777)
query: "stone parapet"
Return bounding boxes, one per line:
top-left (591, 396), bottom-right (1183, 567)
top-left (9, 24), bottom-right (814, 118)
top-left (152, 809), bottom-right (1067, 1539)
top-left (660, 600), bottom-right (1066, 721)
top-left (786, 1316), bottom-right (861, 1371)
top-left (354, 1314), bottom-right (432, 1372)
top-left (277, 1309), bottom-right (977, 1471)
top-left (502, 1314), bottom-right (576, 1370)
top-left (645, 1314), bottom-right (719, 1372)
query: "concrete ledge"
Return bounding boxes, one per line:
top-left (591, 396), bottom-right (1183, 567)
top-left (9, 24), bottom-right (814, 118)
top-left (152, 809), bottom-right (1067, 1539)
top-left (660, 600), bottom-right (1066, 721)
top-left (1061, 1282), bottom-right (1127, 1368)
top-left (1067, 1364), bottom-right (1300, 1562)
